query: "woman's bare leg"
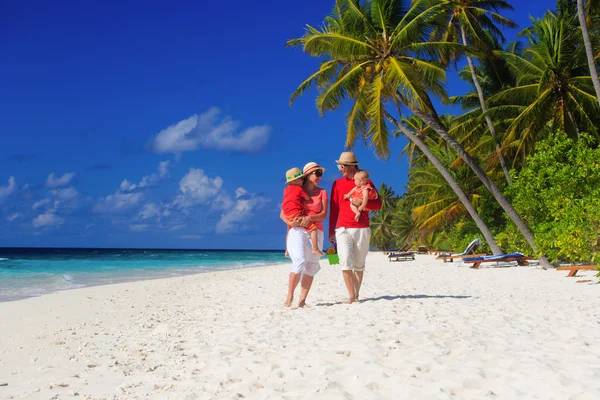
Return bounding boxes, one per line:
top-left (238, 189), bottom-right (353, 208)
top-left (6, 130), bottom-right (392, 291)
top-left (284, 272), bottom-right (301, 307)
top-left (297, 274), bottom-right (314, 308)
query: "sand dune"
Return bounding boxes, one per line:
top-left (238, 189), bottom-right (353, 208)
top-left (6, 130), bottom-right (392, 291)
top-left (0, 253), bottom-right (599, 399)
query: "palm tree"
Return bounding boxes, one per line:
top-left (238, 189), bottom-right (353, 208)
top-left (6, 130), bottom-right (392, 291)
top-left (370, 208), bottom-right (397, 250)
top-left (376, 182), bottom-right (397, 210)
top-left (490, 11), bottom-right (600, 165)
top-left (450, 44), bottom-right (521, 177)
top-left (408, 142), bottom-right (483, 234)
top-left (400, 114), bottom-right (451, 168)
top-left (288, 0), bottom-right (504, 254)
top-left (288, 0), bottom-right (562, 263)
top-left (577, 0), bottom-right (600, 106)
top-left (434, 0), bottom-right (516, 184)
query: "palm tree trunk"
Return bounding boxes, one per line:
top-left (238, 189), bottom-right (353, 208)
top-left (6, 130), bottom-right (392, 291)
top-left (577, 0), bottom-right (600, 106)
top-left (397, 93), bottom-right (553, 269)
top-left (386, 109), bottom-right (503, 255)
top-left (460, 26), bottom-right (512, 184)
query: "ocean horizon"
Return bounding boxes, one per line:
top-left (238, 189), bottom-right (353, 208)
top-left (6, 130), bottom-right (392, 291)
top-left (0, 247), bottom-right (288, 303)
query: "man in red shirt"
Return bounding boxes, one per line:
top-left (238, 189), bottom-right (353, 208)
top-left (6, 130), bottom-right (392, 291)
top-left (329, 152), bottom-right (382, 303)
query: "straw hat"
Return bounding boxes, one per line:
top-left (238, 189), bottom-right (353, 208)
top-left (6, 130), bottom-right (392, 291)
top-left (303, 162), bottom-right (326, 175)
top-left (285, 167), bottom-right (305, 184)
top-left (335, 151), bottom-right (359, 165)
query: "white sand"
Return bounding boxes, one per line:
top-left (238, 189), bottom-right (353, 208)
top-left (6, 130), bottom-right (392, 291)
top-left (0, 253), bottom-right (599, 399)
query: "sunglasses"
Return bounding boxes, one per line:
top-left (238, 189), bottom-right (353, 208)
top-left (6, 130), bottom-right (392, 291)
top-left (311, 170), bottom-right (323, 177)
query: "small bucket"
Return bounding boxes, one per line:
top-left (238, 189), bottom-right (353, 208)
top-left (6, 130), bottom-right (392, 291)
top-left (327, 253), bottom-right (339, 265)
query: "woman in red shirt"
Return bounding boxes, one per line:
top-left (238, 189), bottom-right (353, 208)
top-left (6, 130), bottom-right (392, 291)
top-left (280, 162), bottom-right (328, 308)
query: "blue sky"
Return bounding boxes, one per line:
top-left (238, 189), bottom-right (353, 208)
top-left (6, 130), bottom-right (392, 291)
top-left (0, 0), bottom-right (554, 249)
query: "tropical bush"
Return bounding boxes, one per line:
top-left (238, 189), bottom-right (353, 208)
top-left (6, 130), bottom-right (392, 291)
top-left (501, 131), bottom-right (600, 264)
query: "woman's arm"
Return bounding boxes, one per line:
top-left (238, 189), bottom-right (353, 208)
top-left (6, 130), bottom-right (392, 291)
top-left (280, 210), bottom-right (306, 227)
top-left (307, 193), bottom-right (328, 222)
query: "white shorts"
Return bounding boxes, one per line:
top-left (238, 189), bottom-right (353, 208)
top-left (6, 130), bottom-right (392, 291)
top-left (335, 227), bottom-right (371, 271)
top-left (287, 227), bottom-right (323, 277)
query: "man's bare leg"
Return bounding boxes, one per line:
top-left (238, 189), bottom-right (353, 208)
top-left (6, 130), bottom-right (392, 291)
top-left (284, 272), bottom-right (301, 307)
top-left (297, 274), bottom-right (314, 308)
top-left (354, 270), bottom-right (364, 301)
top-left (342, 270), bottom-right (357, 303)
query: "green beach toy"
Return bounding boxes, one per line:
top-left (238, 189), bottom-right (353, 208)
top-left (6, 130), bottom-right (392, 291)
top-left (326, 248), bottom-right (339, 265)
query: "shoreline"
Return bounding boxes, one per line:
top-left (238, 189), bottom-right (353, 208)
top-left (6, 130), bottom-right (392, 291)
top-left (0, 260), bottom-right (289, 304)
top-left (1, 253), bottom-right (599, 399)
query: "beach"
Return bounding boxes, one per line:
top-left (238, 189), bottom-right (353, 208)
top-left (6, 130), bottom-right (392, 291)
top-left (0, 253), bottom-right (599, 399)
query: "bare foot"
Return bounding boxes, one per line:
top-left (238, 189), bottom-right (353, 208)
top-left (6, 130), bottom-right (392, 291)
top-left (343, 298), bottom-right (356, 304)
top-left (297, 301), bottom-right (310, 308)
top-left (283, 296), bottom-right (293, 307)
top-left (312, 248), bottom-right (325, 256)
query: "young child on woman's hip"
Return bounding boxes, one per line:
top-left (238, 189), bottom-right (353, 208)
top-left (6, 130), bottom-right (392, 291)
top-left (282, 167), bottom-right (324, 257)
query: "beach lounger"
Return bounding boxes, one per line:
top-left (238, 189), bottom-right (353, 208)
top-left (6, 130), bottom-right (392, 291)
top-left (437, 238), bottom-right (483, 263)
top-left (555, 265), bottom-right (597, 277)
top-left (388, 252), bottom-right (415, 262)
top-left (463, 253), bottom-right (532, 269)
top-left (383, 243), bottom-right (411, 255)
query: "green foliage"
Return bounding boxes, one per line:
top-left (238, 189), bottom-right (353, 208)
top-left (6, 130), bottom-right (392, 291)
top-left (501, 130), bottom-right (600, 264)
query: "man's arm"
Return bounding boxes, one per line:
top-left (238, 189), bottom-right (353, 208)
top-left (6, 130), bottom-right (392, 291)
top-left (328, 181), bottom-right (339, 241)
top-left (366, 180), bottom-right (382, 211)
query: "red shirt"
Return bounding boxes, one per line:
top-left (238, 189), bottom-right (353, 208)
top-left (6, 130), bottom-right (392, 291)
top-left (304, 187), bottom-right (328, 232)
top-left (282, 185), bottom-right (309, 216)
top-left (329, 177), bottom-right (382, 238)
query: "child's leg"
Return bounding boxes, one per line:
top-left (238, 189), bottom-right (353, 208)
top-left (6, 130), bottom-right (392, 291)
top-left (310, 229), bottom-right (324, 256)
top-left (350, 203), bottom-right (361, 221)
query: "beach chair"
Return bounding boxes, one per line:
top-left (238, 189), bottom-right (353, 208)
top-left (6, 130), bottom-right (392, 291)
top-left (388, 251), bottom-right (415, 262)
top-left (555, 265), bottom-right (597, 277)
top-left (437, 238), bottom-right (484, 263)
top-left (463, 253), bottom-right (532, 269)
top-left (383, 243), bottom-right (411, 255)
top-left (417, 246), bottom-right (429, 254)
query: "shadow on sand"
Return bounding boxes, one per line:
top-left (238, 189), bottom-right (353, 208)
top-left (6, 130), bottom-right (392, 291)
top-left (315, 294), bottom-right (471, 307)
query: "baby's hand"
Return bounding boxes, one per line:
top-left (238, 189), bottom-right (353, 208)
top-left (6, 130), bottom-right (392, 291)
top-left (343, 193), bottom-right (351, 200)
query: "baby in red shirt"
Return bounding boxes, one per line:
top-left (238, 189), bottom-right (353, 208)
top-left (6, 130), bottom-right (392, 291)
top-left (343, 170), bottom-right (378, 221)
top-left (282, 167), bottom-right (324, 256)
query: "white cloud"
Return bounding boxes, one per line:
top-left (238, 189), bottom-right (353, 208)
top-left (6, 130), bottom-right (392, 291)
top-left (158, 161), bottom-right (171, 178)
top-left (94, 191), bottom-right (144, 213)
top-left (138, 203), bottom-right (160, 220)
top-left (0, 177), bottom-right (16, 201)
top-left (181, 234), bottom-right (202, 239)
top-left (47, 172), bottom-right (75, 188)
top-left (33, 212), bottom-right (64, 228)
top-left (7, 213), bottom-right (20, 222)
top-left (120, 161), bottom-right (171, 192)
top-left (173, 168), bottom-right (224, 207)
top-left (129, 224), bottom-right (149, 232)
top-left (52, 187), bottom-right (78, 200)
top-left (33, 198), bottom-right (51, 209)
top-left (216, 187), bottom-right (268, 233)
top-left (151, 108), bottom-right (270, 154)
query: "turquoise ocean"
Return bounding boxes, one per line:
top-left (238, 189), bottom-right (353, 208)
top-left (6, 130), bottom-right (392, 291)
top-left (0, 248), bottom-right (287, 302)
